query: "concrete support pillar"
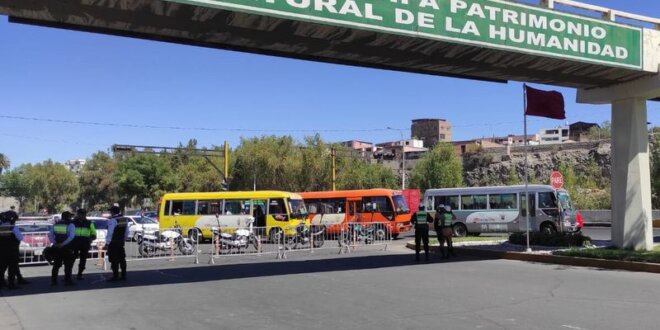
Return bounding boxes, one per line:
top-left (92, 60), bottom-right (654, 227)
top-left (610, 98), bottom-right (653, 250)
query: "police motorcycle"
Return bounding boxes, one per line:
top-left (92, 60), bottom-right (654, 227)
top-left (137, 223), bottom-right (196, 257)
top-left (338, 223), bottom-right (375, 247)
top-left (212, 216), bottom-right (259, 253)
top-left (284, 223), bottom-right (325, 250)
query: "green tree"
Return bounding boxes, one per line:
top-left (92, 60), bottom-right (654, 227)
top-left (0, 164), bottom-right (34, 212)
top-left (586, 121), bottom-right (611, 140)
top-left (336, 155), bottom-right (397, 190)
top-left (409, 142), bottom-right (463, 191)
top-left (78, 152), bottom-right (118, 211)
top-left (505, 165), bottom-right (521, 185)
top-left (114, 153), bottom-right (178, 208)
top-left (0, 153), bottom-right (9, 175)
top-left (651, 140), bottom-right (660, 209)
top-left (30, 160), bottom-right (79, 212)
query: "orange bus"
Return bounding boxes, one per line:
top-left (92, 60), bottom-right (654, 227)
top-left (298, 189), bottom-right (413, 239)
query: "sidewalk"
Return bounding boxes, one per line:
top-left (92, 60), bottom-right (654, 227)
top-left (405, 240), bottom-right (660, 274)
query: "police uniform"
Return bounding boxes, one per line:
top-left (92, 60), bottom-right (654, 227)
top-left (437, 206), bottom-right (456, 259)
top-left (0, 220), bottom-right (23, 289)
top-left (411, 210), bottom-right (433, 261)
top-left (48, 213), bottom-right (76, 285)
top-left (72, 211), bottom-right (96, 280)
top-left (106, 208), bottom-right (129, 281)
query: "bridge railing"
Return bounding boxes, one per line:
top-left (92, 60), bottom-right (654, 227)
top-left (539, 0), bottom-right (660, 29)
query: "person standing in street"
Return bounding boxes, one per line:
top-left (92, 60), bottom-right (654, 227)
top-left (411, 208), bottom-right (433, 262)
top-left (0, 212), bottom-right (24, 289)
top-left (438, 205), bottom-right (457, 259)
top-left (72, 209), bottom-right (96, 280)
top-left (105, 205), bottom-right (129, 281)
top-left (48, 211), bottom-right (76, 285)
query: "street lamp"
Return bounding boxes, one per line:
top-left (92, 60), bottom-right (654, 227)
top-left (387, 127), bottom-right (406, 190)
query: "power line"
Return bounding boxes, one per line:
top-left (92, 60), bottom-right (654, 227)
top-left (0, 115), bottom-right (407, 133)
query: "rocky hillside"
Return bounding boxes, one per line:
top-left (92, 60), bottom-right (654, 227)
top-left (463, 141), bottom-right (612, 186)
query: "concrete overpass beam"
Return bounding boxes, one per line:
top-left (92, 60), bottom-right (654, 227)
top-left (610, 98), bottom-right (654, 250)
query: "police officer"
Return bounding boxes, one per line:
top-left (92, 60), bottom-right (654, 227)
top-left (72, 209), bottom-right (96, 280)
top-left (0, 213), bottom-right (23, 289)
top-left (411, 207), bottom-right (433, 262)
top-left (48, 211), bottom-right (76, 285)
top-left (438, 205), bottom-right (457, 259)
top-left (106, 205), bottom-right (129, 281)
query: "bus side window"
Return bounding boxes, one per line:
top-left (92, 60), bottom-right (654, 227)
top-left (425, 196), bottom-right (434, 211)
top-left (268, 198), bottom-right (288, 221)
top-left (164, 201), bottom-right (171, 215)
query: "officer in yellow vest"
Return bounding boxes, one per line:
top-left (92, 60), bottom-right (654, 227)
top-left (48, 211), bottom-right (76, 285)
top-left (72, 209), bottom-right (96, 280)
top-left (437, 205), bottom-right (457, 259)
top-left (411, 208), bottom-right (433, 262)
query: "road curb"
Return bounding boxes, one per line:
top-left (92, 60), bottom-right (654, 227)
top-left (457, 247), bottom-right (660, 274)
top-left (405, 242), bottom-right (660, 274)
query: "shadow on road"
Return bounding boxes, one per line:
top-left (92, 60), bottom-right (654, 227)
top-left (1, 252), bottom-right (486, 297)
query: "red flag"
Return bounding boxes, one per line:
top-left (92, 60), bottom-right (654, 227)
top-left (524, 85), bottom-right (566, 120)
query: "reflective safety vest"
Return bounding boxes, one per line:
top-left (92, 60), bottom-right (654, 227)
top-left (441, 213), bottom-right (453, 227)
top-left (74, 220), bottom-right (96, 238)
top-left (413, 211), bottom-right (431, 227)
top-left (110, 217), bottom-right (128, 244)
top-left (53, 223), bottom-right (70, 244)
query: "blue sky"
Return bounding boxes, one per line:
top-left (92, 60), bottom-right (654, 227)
top-left (1, 0), bottom-right (659, 167)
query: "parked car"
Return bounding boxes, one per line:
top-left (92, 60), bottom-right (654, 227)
top-left (88, 217), bottom-right (109, 250)
top-left (16, 221), bottom-right (52, 259)
top-left (125, 216), bottom-right (159, 241)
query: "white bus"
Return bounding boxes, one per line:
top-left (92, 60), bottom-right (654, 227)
top-left (422, 185), bottom-right (583, 237)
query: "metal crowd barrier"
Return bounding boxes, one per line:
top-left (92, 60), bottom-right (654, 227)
top-left (122, 227), bottom-right (201, 264)
top-left (18, 231), bottom-right (50, 266)
top-left (18, 223), bottom-right (394, 267)
top-left (280, 222), bottom-right (392, 258)
top-left (207, 226), bottom-right (285, 264)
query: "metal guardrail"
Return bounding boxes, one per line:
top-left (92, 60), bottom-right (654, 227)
top-left (539, 0), bottom-right (660, 29)
top-left (579, 210), bottom-right (660, 226)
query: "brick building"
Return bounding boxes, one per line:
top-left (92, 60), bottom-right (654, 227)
top-left (411, 118), bottom-right (452, 148)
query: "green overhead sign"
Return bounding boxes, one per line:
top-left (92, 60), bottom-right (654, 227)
top-left (168, 0), bottom-right (643, 69)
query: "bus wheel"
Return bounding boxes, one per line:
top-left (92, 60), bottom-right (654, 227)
top-left (452, 223), bottom-right (468, 237)
top-left (391, 234), bottom-right (399, 239)
top-left (540, 223), bottom-right (557, 235)
top-left (188, 228), bottom-right (201, 243)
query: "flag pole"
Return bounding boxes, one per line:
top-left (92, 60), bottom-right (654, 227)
top-left (523, 84), bottom-right (531, 253)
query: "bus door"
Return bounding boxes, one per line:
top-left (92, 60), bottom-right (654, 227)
top-left (519, 192), bottom-right (537, 231)
top-left (347, 197), bottom-right (361, 223)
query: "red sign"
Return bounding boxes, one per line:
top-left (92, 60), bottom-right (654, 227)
top-left (550, 171), bottom-right (564, 189)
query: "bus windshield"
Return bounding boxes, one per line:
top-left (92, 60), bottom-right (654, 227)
top-left (288, 199), bottom-right (308, 220)
top-left (392, 195), bottom-right (410, 214)
top-left (557, 191), bottom-right (573, 210)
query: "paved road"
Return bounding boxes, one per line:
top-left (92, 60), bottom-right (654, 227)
top-left (2, 240), bottom-right (659, 330)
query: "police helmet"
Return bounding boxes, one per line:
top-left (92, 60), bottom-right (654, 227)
top-left (61, 211), bottom-right (74, 221)
top-left (110, 205), bottom-right (121, 216)
top-left (76, 208), bottom-right (87, 217)
top-left (444, 205), bottom-right (452, 212)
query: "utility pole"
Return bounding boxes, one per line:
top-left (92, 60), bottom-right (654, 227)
top-left (387, 127), bottom-right (406, 190)
top-left (331, 147), bottom-right (336, 191)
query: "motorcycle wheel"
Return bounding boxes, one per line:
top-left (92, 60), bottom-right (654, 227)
top-left (338, 232), bottom-right (351, 247)
top-left (284, 236), bottom-right (296, 250)
top-left (312, 234), bottom-right (325, 248)
top-left (365, 234), bottom-right (374, 245)
top-left (179, 240), bottom-right (195, 255)
top-left (138, 244), bottom-right (155, 258)
top-left (269, 228), bottom-right (282, 244)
